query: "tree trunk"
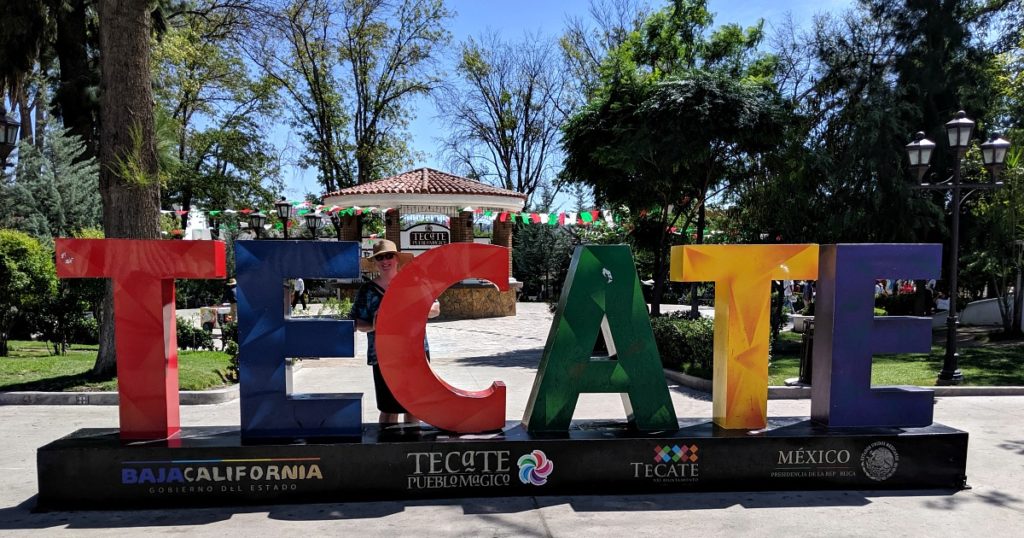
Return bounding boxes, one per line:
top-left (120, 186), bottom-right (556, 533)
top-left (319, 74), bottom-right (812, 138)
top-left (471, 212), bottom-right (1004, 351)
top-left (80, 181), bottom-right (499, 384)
top-left (650, 210), bottom-right (670, 317)
top-left (994, 276), bottom-right (1013, 334)
top-left (33, 83), bottom-right (46, 149)
top-left (50, 0), bottom-right (98, 161)
top-left (771, 280), bottom-right (783, 342)
top-left (17, 87), bottom-right (33, 146)
top-left (689, 200), bottom-right (706, 318)
top-left (1013, 268), bottom-right (1023, 336)
top-left (92, 0), bottom-right (162, 378)
top-left (181, 188), bottom-right (193, 230)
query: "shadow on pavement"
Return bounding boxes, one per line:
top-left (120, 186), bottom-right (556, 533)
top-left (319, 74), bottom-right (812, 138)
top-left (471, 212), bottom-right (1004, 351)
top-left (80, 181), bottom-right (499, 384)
top-left (997, 439), bottom-right (1024, 455)
top-left (1, 497), bottom-right (236, 529)
top-left (3, 488), bottom-right (977, 530)
top-left (265, 500), bottom-right (409, 520)
top-left (451, 349), bottom-right (543, 369)
top-left (922, 488), bottom-right (1023, 511)
top-left (1, 372), bottom-right (115, 392)
top-left (668, 383), bottom-right (712, 402)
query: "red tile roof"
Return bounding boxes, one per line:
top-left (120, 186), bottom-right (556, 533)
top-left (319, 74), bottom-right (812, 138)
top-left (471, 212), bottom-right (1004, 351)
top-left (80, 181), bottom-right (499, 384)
top-left (326, 168), bottom-right (527, 199)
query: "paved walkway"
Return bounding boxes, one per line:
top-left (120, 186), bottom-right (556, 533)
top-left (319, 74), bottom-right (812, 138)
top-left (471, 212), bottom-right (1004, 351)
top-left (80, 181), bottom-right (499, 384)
top-left (2, 303), bottom-right (1024, 536)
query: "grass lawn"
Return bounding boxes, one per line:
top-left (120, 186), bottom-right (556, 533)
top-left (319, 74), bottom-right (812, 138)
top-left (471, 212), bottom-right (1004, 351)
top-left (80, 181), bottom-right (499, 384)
top-left (764, 331), bottom-right (1024, 386)
top-left (0, 340), bottom-right (233, 392)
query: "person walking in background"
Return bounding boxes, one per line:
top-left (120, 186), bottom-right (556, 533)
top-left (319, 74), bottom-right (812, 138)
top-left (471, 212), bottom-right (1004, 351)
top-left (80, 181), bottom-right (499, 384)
top-left (291, 277), bottom-right (306, 311)
top-left (783, 280), bottom-right (796, 313)
top-left (223, 278), bottom-right (237, 304)
top-left (803, 280), bottom-right (814, 304)
top-left (223, 278), bottom-right (238, 321)
top-left (800, 280), bottom-right (815, 315)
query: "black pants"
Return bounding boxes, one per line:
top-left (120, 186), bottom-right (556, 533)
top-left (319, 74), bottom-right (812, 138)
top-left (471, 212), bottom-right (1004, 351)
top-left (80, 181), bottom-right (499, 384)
top-left (291, 291), bottom-right (306, 309)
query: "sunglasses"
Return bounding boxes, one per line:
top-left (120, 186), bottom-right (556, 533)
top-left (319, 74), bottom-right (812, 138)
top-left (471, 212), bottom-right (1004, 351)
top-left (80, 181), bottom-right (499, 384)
top-left (374, 253), bottom-right (396, 261)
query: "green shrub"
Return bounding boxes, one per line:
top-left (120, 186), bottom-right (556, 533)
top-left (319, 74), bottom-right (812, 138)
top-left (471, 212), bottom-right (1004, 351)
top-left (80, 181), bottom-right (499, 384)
top-left (176, 315), bottom-right (214, 350)
top-left (875, 294), bottom-right (917, 315)
top-left (650, 313), bottom-right (715, 375)
top-left (220, 340), bottom-right (240, 383)
top-left (650, 316), bottom-right (684, 369)
top-left (0, 229), bottom-right (57, 356)
top-left (71, 314), bottom-right (99, 344)
top-left (220, 320), bottom-right (238, 345)
top-left (321, 296), bottom-right (354, 319)
top-left (801, 301), bottom-right (815, 315)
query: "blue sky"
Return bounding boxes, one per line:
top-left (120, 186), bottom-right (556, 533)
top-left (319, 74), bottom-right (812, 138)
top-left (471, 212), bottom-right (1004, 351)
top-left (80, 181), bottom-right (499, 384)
top-left (281, 0), bottom-right (855, 201)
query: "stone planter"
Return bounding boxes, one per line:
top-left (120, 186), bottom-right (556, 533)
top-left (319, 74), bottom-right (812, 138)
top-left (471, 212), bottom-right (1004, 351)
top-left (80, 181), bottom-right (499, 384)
top-left (791, 314), bottom-right (814, 333)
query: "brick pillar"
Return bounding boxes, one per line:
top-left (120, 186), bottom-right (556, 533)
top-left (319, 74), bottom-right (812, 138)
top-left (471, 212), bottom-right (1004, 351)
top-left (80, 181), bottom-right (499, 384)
top-left (449, 212), bottom-right (468, 243)
top-left (385, 209), bottom-right (402, 248)
top-left (458, 211), bottom-right (475, 243)
top-left (492, 217), bottom-right (513, 276)
top-left (448, 213), bottom-right (462, 243)
top-left (339, 215), bottom-right (360, 241)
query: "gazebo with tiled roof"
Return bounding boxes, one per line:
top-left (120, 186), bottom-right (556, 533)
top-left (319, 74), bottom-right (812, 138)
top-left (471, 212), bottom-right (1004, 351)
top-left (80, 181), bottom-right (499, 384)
top-left (324, 168), bottom-right (526, 318)
top-left (325, 167), bottom-right (526, 214)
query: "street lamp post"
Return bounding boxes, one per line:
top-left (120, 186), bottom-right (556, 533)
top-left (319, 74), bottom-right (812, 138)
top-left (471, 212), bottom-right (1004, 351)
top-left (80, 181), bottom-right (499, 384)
top-left (906, 111), bottom-right (1010, 385)
top-left (1014, 239), bottom-right (1024, 334)
top-left (0, 107), bottom-right (21, 169)
top-left (329, 213), bottom-right (343, 240)
top-left (304, 213), bottom-right (325, 239)
top-left (275, 198), bottom-right (292, 240)
top-left (248, 211), bottom-right (268, 239)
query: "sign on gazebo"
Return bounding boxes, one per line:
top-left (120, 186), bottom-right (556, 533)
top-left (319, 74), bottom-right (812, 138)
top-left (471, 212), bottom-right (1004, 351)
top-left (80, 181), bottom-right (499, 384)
top-left (403, 223), bottom-right (450, 250)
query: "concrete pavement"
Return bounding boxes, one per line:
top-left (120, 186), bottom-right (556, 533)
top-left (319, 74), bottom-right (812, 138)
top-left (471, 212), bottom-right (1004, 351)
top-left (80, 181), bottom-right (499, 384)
top-left (2, 303), bottom-right (1024, 536)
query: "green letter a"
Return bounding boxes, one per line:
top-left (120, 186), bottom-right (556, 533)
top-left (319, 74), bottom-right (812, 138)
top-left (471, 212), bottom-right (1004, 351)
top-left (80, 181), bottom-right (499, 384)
top-left (523, 245), bottom-right (678, 433)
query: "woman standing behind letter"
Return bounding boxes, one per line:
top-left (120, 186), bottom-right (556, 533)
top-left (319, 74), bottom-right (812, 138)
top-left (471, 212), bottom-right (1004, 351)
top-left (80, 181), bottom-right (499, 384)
top-left (351, 239), bottom-right (440, 425)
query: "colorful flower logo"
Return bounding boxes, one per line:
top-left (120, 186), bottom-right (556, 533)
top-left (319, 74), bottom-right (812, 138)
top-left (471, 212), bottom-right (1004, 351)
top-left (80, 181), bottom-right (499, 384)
top-left (517, 450), bottom-right (554, 486)
top-left (655, 444), bottom-right (698, 463)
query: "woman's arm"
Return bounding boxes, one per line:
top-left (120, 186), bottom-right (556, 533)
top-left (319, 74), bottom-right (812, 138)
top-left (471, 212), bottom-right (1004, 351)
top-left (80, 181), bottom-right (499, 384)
top-left (351, 285), bottom-right (376, 332)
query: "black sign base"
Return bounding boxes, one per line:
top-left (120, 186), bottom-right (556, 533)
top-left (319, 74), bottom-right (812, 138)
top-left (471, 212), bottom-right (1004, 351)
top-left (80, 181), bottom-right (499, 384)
top-left (36, 418), bottom-right (968, 510)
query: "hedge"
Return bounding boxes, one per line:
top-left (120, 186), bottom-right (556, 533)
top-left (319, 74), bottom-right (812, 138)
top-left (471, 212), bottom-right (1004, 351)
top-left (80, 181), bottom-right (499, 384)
top-left (650, 313), bottom-right (715, 376)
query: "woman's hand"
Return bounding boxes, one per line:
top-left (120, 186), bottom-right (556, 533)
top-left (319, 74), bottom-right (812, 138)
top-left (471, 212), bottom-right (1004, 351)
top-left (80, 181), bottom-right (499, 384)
top-left (428, 300), bottom-right (441, 319)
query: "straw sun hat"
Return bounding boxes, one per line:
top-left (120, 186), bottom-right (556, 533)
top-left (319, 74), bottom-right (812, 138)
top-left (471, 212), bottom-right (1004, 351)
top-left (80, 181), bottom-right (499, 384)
top-left (372, 239), bottom-right (399, 259)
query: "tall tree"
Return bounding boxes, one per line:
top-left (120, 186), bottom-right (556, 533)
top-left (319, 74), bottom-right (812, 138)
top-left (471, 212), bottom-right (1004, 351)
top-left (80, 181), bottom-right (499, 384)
top-left (251, 0), bottom-right (450, 193)
top-left (560, 0), bottom-right (651, 104)
top-left (250, 0), bottom-right (353, 193)
top-left (962, 147), bottom-right (1023, 333)
top-left (725, 0), bottom-right (1014, 304)
top-left (93, 0), bottom-right (162, 376)
top-left (154, 0), bottom-right (282, 227)
top-left (512, 187), bottom-right (574, 301)
top-left (0, 0), bottom-right (100, 160)
top-left (437, 33), bottom-right (568, 206)
top-left (563, 72), bottom-right (787, 315)
top-left (341, 0), bottom-right (451, 185)
top-left (2, 128), bottom-right (101, 241)
top-left (49, 0), bottom-right (102, 159)
top-left (562, 0), bottom-right (787, 315)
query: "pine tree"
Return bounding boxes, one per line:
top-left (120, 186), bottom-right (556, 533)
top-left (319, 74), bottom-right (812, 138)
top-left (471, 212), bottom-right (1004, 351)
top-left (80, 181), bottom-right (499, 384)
top-left (1, 128), bottom-right (100, 242)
